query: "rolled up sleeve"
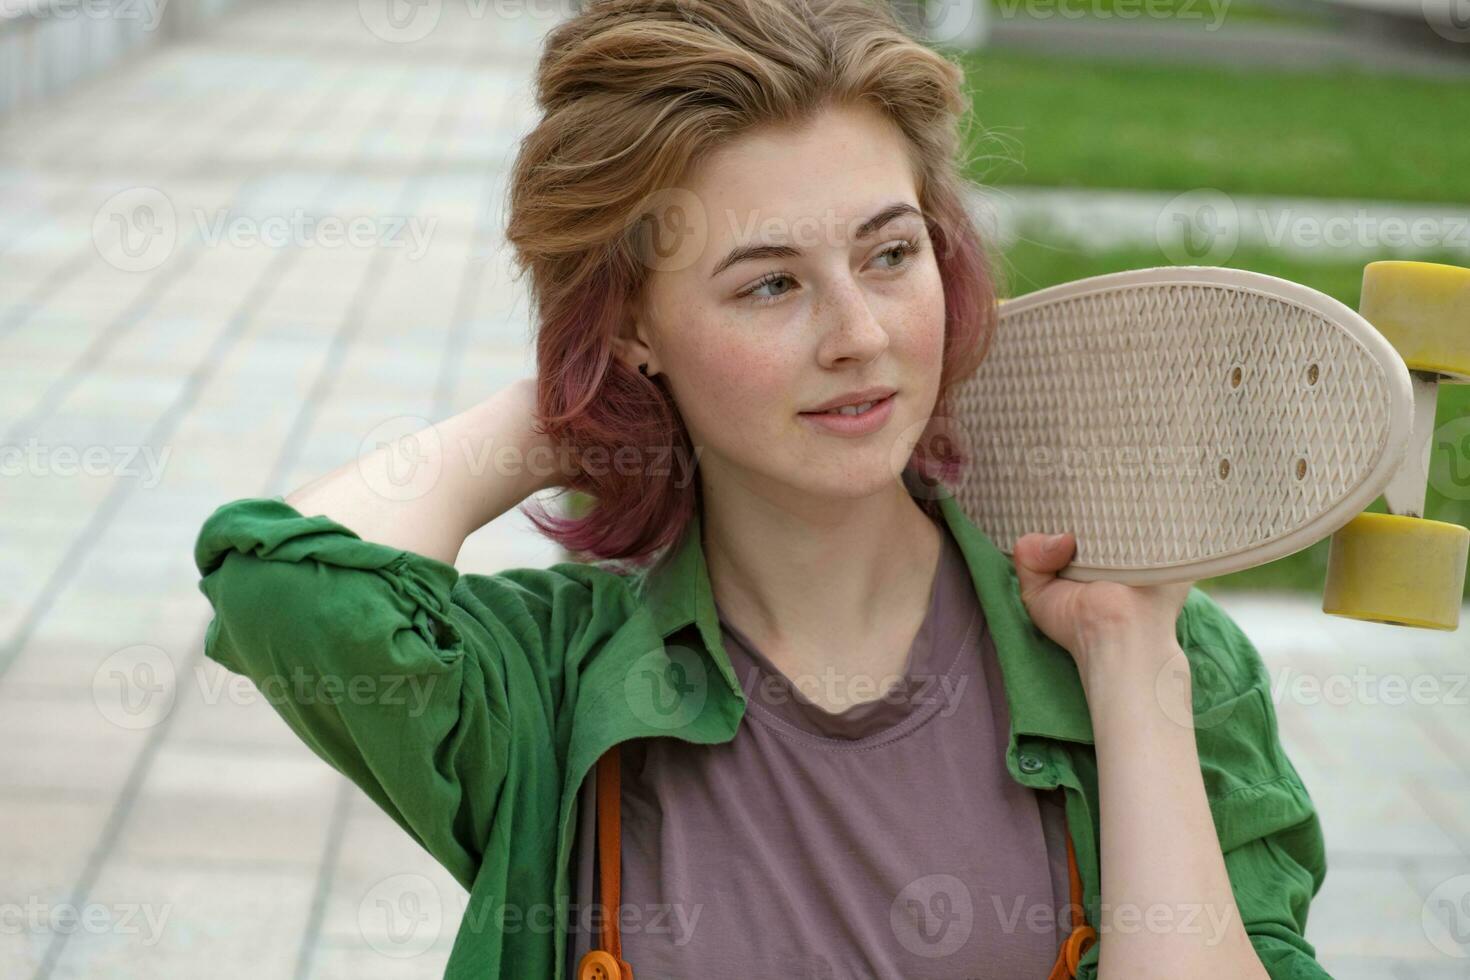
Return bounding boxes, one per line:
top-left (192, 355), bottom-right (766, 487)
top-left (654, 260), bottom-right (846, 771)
top-left (1222, 760), bottom-right (1331, 978)
top-left (194, 496), bottom-right (525, 891)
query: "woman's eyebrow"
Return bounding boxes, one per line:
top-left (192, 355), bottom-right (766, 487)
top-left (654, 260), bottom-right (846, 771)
top-left (708, 201), bottom-right (922, 278)
top-left (854, 202), bottom-right (922, 239)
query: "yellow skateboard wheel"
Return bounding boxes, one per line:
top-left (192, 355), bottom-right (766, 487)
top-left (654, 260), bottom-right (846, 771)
top-left (1359, 261), bottom-right (1470, 382)
top-left (1323, 513), bottom-right (1470, 630)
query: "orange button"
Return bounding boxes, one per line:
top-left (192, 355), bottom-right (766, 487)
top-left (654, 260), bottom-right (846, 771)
top-left (577, 949), bottom-right (624, 980)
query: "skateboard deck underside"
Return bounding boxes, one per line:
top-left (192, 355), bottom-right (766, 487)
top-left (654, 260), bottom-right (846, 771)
top-left (946, 267), bottom-right (1415, 584)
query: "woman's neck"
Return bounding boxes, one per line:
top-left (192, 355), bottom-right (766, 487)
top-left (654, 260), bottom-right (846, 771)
top-left (699, 475), bottom-right (945, 712)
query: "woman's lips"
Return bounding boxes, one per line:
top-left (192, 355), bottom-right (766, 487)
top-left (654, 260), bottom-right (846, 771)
top-left (798, 392), bottom-right (896, 437)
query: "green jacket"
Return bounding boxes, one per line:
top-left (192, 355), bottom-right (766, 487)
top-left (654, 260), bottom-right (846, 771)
top-left (193, 480), bottom-right (1330, 979)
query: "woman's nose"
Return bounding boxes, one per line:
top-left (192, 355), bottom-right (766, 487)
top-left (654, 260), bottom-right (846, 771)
top-left (816, 280), bottom-right (890, 365)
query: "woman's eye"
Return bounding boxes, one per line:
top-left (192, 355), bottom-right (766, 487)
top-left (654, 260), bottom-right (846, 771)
top-left (875, 238), bottom-right (919, 269)
top-left (741, 273), bottom-right (795, 305)
top-left (738, 239), bottom-right (919, 307)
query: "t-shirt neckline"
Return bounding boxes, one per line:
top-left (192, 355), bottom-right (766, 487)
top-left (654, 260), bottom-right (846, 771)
top-left (716, 518), bottom-right (978, 745)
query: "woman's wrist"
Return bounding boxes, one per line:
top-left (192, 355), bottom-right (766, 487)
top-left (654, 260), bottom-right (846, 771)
top-left (435, 378), bottom-right (567, 533)
top-left (1082, 632), bottom-right (1191, 721)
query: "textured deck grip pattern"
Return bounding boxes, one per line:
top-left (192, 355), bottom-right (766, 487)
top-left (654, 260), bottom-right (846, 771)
top-left (949, 281), bottom-right (1396, 572)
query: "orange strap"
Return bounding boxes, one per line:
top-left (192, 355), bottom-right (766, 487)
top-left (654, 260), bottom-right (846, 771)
top-left (578, 745), bottom-right (635, 980)
top-left (1047, 828), bottom-right (1098, 979)
top-left (577, 744), bottom-right (1095, 980)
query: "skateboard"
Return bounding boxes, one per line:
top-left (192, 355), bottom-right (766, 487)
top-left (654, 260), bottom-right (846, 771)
top-left (942, 261), bottom-right (1470, 631)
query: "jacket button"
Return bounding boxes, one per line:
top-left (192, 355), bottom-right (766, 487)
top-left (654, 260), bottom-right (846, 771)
top-left (1018, 753), bottom-right (1045, 774)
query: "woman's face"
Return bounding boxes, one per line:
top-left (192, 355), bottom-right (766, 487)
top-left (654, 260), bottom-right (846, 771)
top-left (622, 101), bottom-right (947, 511)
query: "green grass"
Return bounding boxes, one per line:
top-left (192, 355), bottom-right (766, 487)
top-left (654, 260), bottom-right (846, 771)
top-left (980, 0), bottom-right (1333, 27)
top-left (955, 50), bottom-right (1470, 204)
top-left (997, 229), bottom-right (1470, 597)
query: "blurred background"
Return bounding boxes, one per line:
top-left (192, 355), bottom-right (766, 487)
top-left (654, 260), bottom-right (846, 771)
top-left (1, 0), bottom-right (1467, 977)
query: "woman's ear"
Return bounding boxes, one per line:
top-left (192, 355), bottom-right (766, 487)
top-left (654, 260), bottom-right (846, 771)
top-left (613, 306), bottom-right (659, 378)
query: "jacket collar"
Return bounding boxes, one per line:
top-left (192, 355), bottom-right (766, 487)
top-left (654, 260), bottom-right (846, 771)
top-left (635, 473), bottom-right (1095, 746)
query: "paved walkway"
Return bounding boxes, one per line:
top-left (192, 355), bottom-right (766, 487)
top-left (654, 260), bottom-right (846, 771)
top-left (1, 3), bottom-right (1467, 978)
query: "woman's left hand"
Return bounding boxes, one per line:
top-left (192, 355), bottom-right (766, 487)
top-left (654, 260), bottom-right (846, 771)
top-left (1011, 531), bottom-right (1194, 685)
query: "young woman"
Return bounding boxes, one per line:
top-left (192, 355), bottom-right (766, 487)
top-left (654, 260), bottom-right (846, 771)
top-left (192, 1), bottom-right (1329, 978)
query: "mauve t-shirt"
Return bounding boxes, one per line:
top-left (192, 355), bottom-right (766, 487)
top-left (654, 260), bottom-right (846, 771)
top-left (568, 513), bottom-right (1074, 980)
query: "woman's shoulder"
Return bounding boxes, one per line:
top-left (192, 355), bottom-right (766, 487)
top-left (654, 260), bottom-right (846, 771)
top-left (1175, 585), bottom-right (1273, 704)
top-left (453, 554), bottom-right (655, 639)
top-left (459, 553), bottom-right (645, 595)
top-left (1172, 586), bottom-right (1322, 851)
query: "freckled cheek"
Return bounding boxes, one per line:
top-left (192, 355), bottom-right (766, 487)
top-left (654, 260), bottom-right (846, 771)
top-left (896, 285), bottom-right (947, 372)
top-left (687, 334), bottom-right (799, 432)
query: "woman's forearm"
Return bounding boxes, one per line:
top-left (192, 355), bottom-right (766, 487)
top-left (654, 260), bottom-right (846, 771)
top-left (283, 376), bottom-right (571, 566)
top-left (1085, 637), bottom-right (1269, 980)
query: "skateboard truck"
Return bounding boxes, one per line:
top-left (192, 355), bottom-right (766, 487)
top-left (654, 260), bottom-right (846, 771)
top-left (1322, 261), bottom-right (1470, 631)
